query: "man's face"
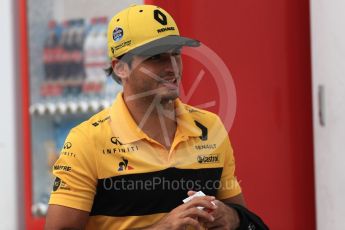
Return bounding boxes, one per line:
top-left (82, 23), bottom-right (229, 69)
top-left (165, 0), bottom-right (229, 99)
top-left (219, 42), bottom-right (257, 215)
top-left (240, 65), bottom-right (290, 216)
top-left (123, 48), bottom-right (183, 102)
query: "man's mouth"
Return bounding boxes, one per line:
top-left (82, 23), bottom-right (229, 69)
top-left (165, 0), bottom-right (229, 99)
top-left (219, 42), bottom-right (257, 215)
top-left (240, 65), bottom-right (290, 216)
top-left (160, 77), bottom-right (179, 89)
top-left (162, 77), bottom-right (177, 84)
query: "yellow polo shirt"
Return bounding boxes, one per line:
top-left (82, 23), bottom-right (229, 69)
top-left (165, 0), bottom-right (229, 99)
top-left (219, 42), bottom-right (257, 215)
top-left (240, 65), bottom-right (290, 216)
top-left (49, 92), bottom-right (241, 229)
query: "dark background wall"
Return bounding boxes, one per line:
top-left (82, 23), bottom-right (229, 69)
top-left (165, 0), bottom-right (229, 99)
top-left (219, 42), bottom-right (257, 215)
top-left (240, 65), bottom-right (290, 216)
top-left (146, 0), bottom-right (316, 229)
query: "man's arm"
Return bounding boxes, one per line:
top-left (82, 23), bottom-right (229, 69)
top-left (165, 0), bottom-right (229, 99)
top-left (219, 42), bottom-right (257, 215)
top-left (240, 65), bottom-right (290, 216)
top-left (216, 193), bottom-right (269, 230)
top-left (221, 193), bottom-right (246, 207)
top-left (210, 193), bottom-right (246, 229)
top-left (220, 192), bottom-right (247, 228)
top-left (46, 128), bottom-right (97, 229)
top-left (44, 205), bottom-right (89, 230)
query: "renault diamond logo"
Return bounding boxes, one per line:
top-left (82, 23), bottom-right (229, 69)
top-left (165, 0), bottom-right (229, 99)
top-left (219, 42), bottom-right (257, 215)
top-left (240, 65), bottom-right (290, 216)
top-left (154, 9), bottom-right (168, 25)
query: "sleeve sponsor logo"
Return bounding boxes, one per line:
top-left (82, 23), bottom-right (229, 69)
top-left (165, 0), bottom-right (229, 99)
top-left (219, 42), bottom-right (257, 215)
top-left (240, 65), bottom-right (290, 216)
top-left (197, 154), bottom-right (219, 164)
top-left (53, 177), bottom-right (70, 191)
top-left (53, 177), bottom-right (61, 191)
top-left (60, 151), bottom-right (76, 158)
top-left (63, 142), bottom-right (72, 149)
top-left (61, 142), bottom-right (76, 158)
top-left (53, 165), bottom-right (72, 172)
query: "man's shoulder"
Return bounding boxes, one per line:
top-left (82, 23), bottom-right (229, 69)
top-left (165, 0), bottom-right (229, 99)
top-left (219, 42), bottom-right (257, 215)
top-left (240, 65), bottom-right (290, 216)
top-left (181, 103), bottom-right (221, 123)
top-left (70, 108), bottom-right (111, 135)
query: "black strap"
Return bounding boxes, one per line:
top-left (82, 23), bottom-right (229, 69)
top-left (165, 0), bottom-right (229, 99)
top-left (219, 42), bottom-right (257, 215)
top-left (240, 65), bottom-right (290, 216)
top-left (226, 203), bottom-right (270, 230)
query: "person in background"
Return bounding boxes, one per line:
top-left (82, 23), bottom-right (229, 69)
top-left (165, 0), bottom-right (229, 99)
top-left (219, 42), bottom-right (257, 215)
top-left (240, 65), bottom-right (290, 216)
top-left (45, 4), bottom-right (268, 230)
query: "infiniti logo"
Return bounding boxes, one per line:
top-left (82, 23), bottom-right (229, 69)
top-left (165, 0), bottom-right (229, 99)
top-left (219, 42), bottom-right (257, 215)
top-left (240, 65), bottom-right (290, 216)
top-left (63, 142), bottom-right (72, 149)
top-left (111, 137), bottom-right (123, 145)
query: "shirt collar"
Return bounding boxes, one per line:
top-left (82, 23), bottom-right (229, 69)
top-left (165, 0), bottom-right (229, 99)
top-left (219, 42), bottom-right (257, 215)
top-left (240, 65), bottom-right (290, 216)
top-left (174, 99), bottom-right (202, 139)
top-left (109, 92), bottom-right (201, 144)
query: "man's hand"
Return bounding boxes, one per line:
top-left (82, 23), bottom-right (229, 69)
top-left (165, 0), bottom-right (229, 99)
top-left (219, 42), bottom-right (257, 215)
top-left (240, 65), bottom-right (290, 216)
top-left (187, 191), bottom-right (240, 230)
top-left (148, 195), bottom-right (217, 230)
top-left (204, 200), bottom-right (240, 230)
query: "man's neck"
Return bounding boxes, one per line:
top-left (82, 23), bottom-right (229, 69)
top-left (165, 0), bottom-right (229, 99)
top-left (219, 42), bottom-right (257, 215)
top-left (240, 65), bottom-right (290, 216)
top-left (123, 92), bottom-right (177, 149)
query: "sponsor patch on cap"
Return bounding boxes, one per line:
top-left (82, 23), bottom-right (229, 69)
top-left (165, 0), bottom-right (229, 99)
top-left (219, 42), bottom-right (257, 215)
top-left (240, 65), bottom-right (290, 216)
top-left (113, 27), bottom-right (124, 42)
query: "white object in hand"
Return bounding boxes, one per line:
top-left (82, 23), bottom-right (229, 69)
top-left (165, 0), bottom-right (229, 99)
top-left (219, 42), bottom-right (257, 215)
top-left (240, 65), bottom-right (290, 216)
top-left (183, 191), bottom-right (216, 210)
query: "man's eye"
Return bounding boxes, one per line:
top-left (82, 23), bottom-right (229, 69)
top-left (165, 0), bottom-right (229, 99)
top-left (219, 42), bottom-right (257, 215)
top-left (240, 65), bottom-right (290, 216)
top-left (172, 49), bottom-right (182, 56)
top-left (148, 54), bottom-right (161, 60)
top-left (172, 52), bottom-right (181, 56)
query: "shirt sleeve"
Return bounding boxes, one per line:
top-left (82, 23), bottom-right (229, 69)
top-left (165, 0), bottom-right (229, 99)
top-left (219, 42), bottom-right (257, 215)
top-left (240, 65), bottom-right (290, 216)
top-left (48, 127), bottom-right (98, 212)
top-left (216, 118), bottom-right (242, 200)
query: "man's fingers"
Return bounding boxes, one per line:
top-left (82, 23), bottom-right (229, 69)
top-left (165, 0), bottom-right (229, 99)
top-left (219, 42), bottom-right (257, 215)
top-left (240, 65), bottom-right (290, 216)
top-left (206, 200), bottom-right (221, 214)
top-left (184, 196), bottom-right (217, 211)
top-left (203, 221), bottom-right (223, 229)
top-left (212, 200), bottom-right (222, 206)
top-left (181, 207), bottom-right (215, 222)
top-left (187, 190), bottom-right (197, 196)
top-left (180, 217), bottom-right (202, 230)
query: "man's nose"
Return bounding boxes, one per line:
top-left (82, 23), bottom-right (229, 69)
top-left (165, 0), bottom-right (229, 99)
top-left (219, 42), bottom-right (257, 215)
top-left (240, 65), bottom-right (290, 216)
top-left (163, 54), bottom-right (178, 72)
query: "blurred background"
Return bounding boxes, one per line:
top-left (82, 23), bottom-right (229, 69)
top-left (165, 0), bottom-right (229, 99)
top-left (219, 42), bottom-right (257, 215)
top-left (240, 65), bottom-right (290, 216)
top-left (0, 0), bottom-right (344, 229)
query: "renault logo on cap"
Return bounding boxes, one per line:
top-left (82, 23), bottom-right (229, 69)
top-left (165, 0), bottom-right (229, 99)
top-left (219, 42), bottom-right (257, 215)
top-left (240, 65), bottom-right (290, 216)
top-left (154, 9), bottom-right (167, 25)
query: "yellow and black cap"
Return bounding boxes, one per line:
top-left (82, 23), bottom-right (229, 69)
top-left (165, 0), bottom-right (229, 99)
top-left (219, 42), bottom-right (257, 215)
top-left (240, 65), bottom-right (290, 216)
top-left (107, 4), bottom-right (200, 59)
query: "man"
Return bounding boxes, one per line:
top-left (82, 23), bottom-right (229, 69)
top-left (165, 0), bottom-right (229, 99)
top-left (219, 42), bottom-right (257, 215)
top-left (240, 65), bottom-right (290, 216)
top-left (45, 4), bottom-right (267, 230)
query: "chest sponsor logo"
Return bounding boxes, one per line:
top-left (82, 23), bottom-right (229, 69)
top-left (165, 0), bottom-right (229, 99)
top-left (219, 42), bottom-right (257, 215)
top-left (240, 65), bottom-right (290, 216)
top-left (186, 107), bottom-right (204, 114)
top-left (118, 157), bottom-right (134, 171)
top-left (92, 116), bottom-right (110, 127)
top-left (111, 137), bottom-right (123, 145)
top-left (197, 154), bottom-right (219, 164)
top-left (103, 145), bottom-right (139, 154)
top-left (194, 120), bottom-right (208, 141)
top-left (103, 137), bottom-right (139, 154)
top-left (195, 143), bottom-right (217, 151)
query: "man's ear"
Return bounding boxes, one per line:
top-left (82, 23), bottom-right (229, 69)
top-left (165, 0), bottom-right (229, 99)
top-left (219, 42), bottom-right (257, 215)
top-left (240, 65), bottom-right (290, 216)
top-left (112, 59), bottom-right (129, 81)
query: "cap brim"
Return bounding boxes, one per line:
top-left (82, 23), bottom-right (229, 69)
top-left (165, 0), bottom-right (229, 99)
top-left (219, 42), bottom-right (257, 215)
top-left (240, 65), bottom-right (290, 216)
top-left (128, 35), bottom-right (200, 57)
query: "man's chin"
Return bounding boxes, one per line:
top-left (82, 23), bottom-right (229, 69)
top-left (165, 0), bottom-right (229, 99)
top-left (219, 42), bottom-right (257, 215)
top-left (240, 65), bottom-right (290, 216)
top-left (160, 91), bottom-right (179, 102)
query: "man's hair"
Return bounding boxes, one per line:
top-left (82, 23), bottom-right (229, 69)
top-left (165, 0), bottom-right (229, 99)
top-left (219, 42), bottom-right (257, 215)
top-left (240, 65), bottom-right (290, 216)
top-left (104, 54), bottom-right (133, 85)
